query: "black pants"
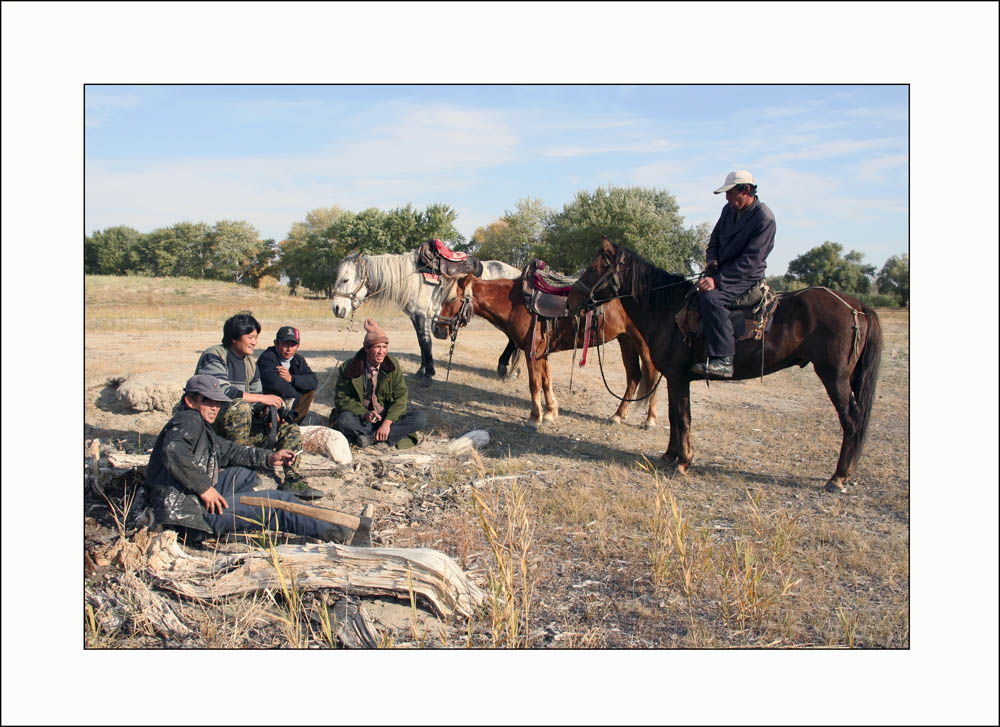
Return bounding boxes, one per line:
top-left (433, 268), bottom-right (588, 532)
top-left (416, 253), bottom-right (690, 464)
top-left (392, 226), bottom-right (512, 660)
top-left (698, 286), bottom-right (751, 358)
top-left (332, 409), bottom-right (426, 446)
top-left (204, 466), bottom-right (330, 539)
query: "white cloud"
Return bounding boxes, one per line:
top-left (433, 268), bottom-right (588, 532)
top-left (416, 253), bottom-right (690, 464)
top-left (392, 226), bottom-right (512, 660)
top-left (541, 139), bottom-right (675, 158)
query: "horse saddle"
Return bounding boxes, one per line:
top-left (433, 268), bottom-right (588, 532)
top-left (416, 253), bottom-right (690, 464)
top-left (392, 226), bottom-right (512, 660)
top-left (521, 259), bottom-right (578, 318)
top-left (675, 280), bottom-right (779, 344)
top-left (417, 238), bottom-right (483, 280)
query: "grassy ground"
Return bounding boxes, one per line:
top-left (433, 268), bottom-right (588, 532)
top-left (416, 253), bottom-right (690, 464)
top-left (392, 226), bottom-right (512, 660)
top-left (83, 275), bottom-right (910, 649)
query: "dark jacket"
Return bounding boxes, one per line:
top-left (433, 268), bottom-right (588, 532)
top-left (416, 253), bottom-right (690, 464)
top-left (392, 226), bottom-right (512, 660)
top-left (146, 404), bottom-right (274, 533)
top-left (194, 344), bottom-right (262, 400)
top-left (257, 346), bottom-right (318, 400)
top-left (333, 350), bottom-right (408, 423)
top-left (706, 198), bottom-right (776, 292)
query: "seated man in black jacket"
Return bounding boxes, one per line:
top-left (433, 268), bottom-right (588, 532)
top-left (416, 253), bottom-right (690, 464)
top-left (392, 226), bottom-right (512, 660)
top-left (145, 375), bottom-right (353, 544)
top-left (257, 326), bottom-right (318, 423)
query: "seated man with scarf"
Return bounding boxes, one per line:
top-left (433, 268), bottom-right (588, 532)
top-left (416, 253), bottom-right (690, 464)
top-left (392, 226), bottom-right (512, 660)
top-left (329, 319), bottom-right (426, 449)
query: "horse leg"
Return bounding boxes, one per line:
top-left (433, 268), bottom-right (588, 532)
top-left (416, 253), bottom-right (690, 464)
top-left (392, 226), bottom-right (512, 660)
top-left (814, 364), bottom-right (858, 493)
top-left (526, 358), bottom-right (544, 426)
top-left (610, 337), bottom-right (639, 424)
top-left (497, 337), bottom-right (518, 379)
top-left (640, 354), bottom-right (658, 430)
top-left (410, 313), bottom-right (435, 380)
top-left (541, 358), bottom-right (558, 422)
top-left (663, 374), bottom-right (693, 473)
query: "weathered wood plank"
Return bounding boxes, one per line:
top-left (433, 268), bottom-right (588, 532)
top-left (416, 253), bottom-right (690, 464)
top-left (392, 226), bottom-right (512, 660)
top-left (142, 530), bottom-right (484, 620)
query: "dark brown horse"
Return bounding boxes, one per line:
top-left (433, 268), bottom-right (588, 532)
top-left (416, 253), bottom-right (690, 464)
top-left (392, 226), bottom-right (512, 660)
top-left (433, 273), bottom-right (659, 428)
top-left (566, 237), bottom-right (883, 493)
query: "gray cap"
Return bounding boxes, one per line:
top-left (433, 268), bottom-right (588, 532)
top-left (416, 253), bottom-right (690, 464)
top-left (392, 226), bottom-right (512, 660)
top-left (184, 374), bottom-right (232, 402)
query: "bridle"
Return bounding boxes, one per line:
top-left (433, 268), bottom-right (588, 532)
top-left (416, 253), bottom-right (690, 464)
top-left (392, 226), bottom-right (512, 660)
top-left (331, 255), bottom-right (369, 310)
top-left (571, 245), bottom-right (627, 311)
top-left (432, 284), bottom-right (474, 342)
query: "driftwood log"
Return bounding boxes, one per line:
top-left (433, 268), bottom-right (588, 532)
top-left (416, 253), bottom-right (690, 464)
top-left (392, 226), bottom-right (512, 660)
top-left (143, 530), bottom-right (485, 620)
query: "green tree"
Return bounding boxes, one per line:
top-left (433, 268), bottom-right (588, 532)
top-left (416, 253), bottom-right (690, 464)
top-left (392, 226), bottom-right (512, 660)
top-left (205, 219), bottom-right (265, 283)
top-left (786, 241), bottom-right (875, 294)
top-left (876, 253), bottom-right (909, 306)
top-left (539, 186), bottom-right (706, 274)
top-left (472, 197), bottom-right (551, 268)
top-left (85, 225), bottom-right (142, 275)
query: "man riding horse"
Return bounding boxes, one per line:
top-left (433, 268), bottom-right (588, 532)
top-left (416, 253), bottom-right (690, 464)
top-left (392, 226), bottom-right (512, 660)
top-left (693, 170), bottom-right (776, 379)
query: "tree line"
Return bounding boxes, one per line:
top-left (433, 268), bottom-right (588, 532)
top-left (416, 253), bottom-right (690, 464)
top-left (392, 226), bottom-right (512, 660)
top-left (85, 185), bottom-right (908, 306)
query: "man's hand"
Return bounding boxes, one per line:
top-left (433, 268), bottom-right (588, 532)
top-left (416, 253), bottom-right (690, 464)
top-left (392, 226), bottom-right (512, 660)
top-left (199, 486), bottom-right (228, 514)
top-left (276, 366), bottom-right (293, 383)
top-left (269, 449), bottom-right (297, 468)
top-left (697, 276), bottom-right (717, 292)
top-left (375, 419), bottom-right (393, 442)
top-left (365, 411), bottom-right (382, 424)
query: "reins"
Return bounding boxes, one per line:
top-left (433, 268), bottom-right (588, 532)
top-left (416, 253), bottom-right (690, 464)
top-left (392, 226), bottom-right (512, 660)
top-left (592, 312), bottom-right (664, 404)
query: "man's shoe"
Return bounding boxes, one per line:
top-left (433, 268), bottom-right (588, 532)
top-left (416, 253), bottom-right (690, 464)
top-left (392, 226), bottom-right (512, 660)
top-left (355, 434), bottom-right (373, 449)
top-left (396, 433), bottom-right (421, 450)
top-left (691, 356), bottom-right (734, 379)
top-left (279, 473), bottom-right (323, 501)
top-left (317, 524), bottom-right (354, 544)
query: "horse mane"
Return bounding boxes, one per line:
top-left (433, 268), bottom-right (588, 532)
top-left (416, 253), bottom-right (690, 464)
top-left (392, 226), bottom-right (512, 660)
top-left (618, 245), bottom-right (693, 314)
top-left (360, 250), bottom-right (424, 309)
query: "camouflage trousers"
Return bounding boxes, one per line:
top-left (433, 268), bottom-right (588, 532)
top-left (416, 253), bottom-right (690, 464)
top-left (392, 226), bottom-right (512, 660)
top-left (215, 400), bottom-right (304, 477)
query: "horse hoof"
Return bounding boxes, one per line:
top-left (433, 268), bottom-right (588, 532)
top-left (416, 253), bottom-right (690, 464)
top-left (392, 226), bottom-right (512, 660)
top-left (610, 415), bottom-right (622, 425)
top-left (660, 451), bottom-right (678, 464)
top-left (542, 412), bottom-right (555, 423)
top-left (497, 366), bottom-right (507, 379)
top-left (642, 419), bottom-right (656, 430)
top-left (824, 478), bottom-right (846, 494)
top-left (675, 462), bottom-right (689, 475)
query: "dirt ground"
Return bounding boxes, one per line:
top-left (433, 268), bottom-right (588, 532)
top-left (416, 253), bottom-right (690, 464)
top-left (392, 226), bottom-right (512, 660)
top-left (84, 302), bottom-right (910, 648)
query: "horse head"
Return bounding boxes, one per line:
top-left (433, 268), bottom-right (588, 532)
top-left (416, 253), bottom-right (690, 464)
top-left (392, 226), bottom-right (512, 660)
top-left (432, 273), bottom-right (475, 340)
top-left (567, 236), bottom-right (626, 314)
top-left (331, 252), bottom-right (369, 318)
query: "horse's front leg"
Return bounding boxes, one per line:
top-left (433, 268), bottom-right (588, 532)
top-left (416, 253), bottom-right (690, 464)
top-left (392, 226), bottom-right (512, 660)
top-left (641, 358), bottom-right (658, 430)
top-left (540, 358), bottom-right (558, 422)
top-left (526, 359), bottom-right (544, 427)
top-left (410, 313), bottom-right (435, 380)
top-left (663, 373), bottom-right (693, 473)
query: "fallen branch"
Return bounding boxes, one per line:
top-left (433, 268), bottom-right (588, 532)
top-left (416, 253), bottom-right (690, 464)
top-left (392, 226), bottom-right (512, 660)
top-left (143, 530), bottom-right (484, 620)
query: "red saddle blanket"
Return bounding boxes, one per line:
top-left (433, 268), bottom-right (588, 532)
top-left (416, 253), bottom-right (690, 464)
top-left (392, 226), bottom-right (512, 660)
top-left (433, 238), bottom-right (468, 261)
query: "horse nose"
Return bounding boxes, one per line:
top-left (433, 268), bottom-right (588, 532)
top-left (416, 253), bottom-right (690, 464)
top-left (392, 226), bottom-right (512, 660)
top-left (332, 303), bottom-right (347, 318)
top-left (431, 324), bottom-right (448, 340)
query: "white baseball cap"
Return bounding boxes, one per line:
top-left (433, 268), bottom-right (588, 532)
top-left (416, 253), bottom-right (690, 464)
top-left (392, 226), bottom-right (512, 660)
top-left (714, 170), bottom-right (756, 194)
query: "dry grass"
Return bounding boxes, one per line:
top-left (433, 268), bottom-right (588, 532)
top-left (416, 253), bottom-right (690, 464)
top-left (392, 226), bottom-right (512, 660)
top-left (84, 277), bottom-right (909, 649)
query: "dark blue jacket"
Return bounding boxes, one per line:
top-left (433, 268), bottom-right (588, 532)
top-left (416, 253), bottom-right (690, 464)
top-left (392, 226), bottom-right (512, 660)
top-left (257, 346), bottom-right (318, 400)
top-left (706, 198), bottom-right (775, 292)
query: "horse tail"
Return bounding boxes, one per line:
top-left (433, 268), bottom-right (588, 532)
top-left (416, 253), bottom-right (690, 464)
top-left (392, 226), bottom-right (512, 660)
top-left (850, 305), bottom-right (883, 464)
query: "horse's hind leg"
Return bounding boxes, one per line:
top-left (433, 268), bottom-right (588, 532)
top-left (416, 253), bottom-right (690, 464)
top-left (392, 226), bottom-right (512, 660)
top-left (497, 337), bottom-right (522, 380)
top-left (814, 364), bottom-right (858, 493)
top-left (639, 352), bottom-right (658, 430)
top-left (610, 337), bottom-right (640, 424)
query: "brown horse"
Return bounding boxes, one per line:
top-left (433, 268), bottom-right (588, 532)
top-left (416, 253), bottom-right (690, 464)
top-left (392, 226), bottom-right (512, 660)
top-left (432, 273), bottom-right (659, 428)
top-left (566, 237), bottom-right (883, 493)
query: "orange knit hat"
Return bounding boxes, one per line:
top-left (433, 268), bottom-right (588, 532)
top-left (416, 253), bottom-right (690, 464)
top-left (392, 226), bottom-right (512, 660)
top-left (363, 318), bottom-right (389, 348)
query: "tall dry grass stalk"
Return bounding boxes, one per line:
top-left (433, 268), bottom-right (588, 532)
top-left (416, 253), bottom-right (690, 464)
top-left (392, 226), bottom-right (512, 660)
top-left (467, 456), bottom-right (536, 648)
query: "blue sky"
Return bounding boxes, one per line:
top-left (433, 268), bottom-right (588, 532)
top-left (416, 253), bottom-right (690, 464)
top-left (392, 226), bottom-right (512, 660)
top-left (85, 84), bottom-right (908, 275)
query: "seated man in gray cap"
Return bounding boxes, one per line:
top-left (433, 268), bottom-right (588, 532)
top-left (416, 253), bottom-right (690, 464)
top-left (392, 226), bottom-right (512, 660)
top-left (144, 375), bottom-right (354, 544)
top-left (692, 170), bottom-right (776, 379)
top-left (194, 311), bottom-right (319, 500)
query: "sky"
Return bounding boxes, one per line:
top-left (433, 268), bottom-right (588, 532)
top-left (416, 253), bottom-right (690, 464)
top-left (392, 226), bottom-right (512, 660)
top-left (85, 84), bottom-right (907, 275)
top-left (3, 3), bottom-right (999, 726)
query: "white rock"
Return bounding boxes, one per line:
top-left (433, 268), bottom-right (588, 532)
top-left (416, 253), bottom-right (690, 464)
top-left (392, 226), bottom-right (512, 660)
top-left (299, 426), bottom-right (353, 465)
top-left (446, 429), bottom-right (490, 454)
top-left (116, 374), bottom-right (184, 412)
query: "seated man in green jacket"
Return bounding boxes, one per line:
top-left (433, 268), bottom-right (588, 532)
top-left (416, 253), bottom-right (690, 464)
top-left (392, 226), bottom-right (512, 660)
top-left (330, 318), bottom-right (426, 449)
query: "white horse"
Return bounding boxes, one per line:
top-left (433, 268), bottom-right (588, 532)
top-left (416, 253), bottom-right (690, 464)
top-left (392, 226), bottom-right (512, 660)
top-left (331, 249), bottom-right (523, 380)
